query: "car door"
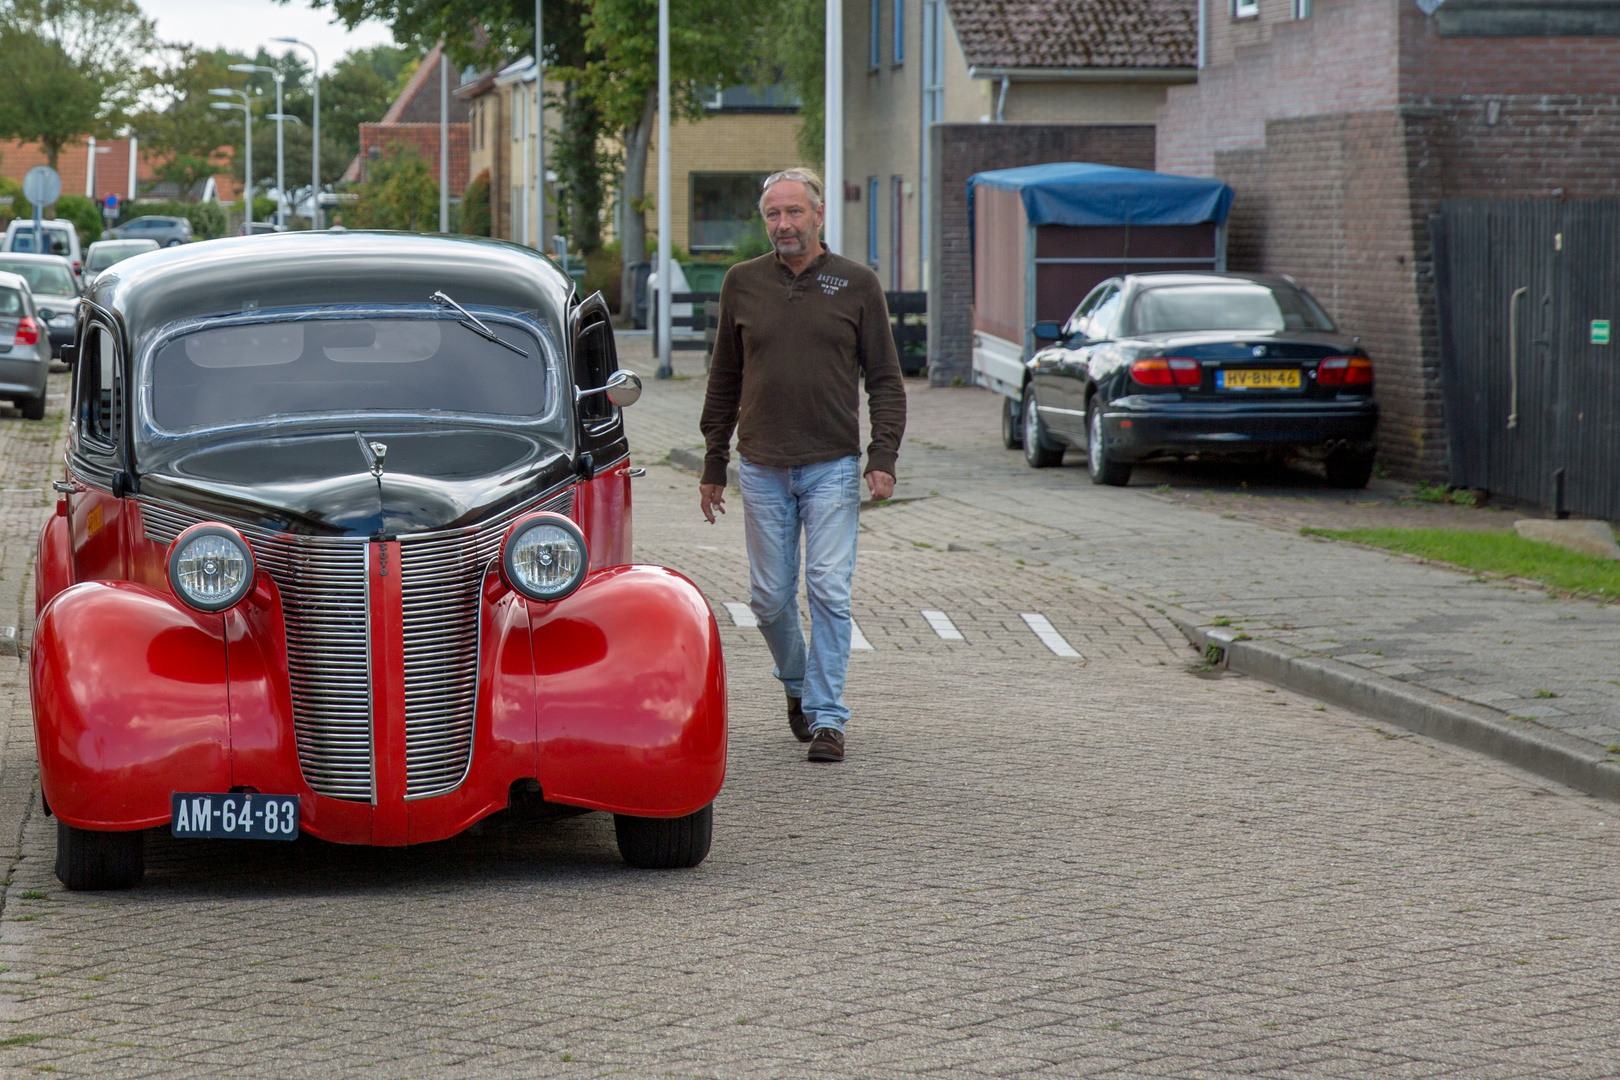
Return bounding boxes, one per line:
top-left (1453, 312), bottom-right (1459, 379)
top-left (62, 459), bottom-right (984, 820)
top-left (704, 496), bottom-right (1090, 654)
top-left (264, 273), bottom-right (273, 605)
top-left (1031, 281), bottom-right (1112, 436)
top-left (66, 319), bottom-right (129, 583)
top-left (1056, 282), bottom-right (1120, 424)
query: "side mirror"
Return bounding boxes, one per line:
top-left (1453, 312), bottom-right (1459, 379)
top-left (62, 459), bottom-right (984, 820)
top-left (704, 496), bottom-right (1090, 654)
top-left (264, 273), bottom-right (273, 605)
top-left (36, 308), bottom-right (54, 322)
top-left (59, 345), bottom-right (76, 365)
top-left (1032, 321), bottom-right (1064, 342)
top-left (604, 369), bottom-right (642, 408)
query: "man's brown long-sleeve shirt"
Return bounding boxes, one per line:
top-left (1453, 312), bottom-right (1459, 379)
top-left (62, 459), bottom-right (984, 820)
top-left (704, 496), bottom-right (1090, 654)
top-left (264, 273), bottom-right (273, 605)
top-left (699, 247), bottom-right (907, 487)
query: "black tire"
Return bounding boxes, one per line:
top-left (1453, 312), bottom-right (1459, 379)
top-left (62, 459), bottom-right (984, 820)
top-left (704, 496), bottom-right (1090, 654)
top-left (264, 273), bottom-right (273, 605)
top-left (1324, 449), bottom-right (1375, 489)
top-left (1086, 399), bottom-right (1132, 487)
top-left (1022, 389), bottom-right (1064, 468)
top-left (19, 395), bottom-right (44, 421)
top-left (1001, 394), bottom-right (1023, 449)
top-left (614, 804), bottom-right (713, 869)
top-left (55, 822), bottom-right (144, 890)
top-left (166, 239), bottom-right (183, 247)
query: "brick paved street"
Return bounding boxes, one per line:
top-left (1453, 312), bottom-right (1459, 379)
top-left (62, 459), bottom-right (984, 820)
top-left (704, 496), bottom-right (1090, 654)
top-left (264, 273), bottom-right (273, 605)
top-left (0, 355), bottom-right (1615, 1076)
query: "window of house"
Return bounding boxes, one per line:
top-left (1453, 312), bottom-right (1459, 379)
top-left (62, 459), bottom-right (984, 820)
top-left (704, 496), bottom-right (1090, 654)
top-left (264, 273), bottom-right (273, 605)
top-left (690, 173), bottom-right (769, 251)
top-left (870, 0), bottom-right (882, 68)
top-left (512, 90), bottom-right (524, 141)
top-left (867, 177), bottom-right (879, 268)
top-left (1235, 0), bottom-right (1258, 16)
top-left (894, 0), bottom-right (905, 63)
top-left (1295, 0), bottom-right (1311, 16)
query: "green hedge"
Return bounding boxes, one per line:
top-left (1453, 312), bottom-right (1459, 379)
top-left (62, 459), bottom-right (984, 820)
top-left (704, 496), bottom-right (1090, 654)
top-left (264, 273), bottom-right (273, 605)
top-left (54, 195), bottom-right (102, 245)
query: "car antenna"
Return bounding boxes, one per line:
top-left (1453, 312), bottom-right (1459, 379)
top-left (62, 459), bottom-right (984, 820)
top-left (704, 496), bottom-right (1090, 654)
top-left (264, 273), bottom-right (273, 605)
top-left (430, 290), bottom-right (528, 356)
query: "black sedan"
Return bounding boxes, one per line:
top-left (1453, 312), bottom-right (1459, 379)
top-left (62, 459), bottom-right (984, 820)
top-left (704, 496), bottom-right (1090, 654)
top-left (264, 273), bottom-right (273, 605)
top-left (1013, 273), bottom-right (1378, 488)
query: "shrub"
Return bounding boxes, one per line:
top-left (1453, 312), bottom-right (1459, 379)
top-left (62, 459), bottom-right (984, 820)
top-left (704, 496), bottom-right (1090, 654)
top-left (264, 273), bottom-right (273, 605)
top-left (54, 195), bottom-right (102, 245)
top-left (0, 179), bottom-right (31, 229)
top-left (353, 144), bottom-right (439, 232)
top-left (462, 168), bottom-right (491, 237)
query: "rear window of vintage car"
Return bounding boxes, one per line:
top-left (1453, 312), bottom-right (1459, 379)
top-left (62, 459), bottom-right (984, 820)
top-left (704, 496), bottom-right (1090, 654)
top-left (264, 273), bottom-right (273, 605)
top-left (149, 317), bottom-right (547, 431)
top-left (1131, 285), bottom-right (1335, 334)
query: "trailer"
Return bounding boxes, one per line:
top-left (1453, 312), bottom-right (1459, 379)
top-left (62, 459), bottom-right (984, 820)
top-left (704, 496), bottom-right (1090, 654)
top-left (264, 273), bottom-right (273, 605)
top-left (969, 162), bottom-right (1234, 403)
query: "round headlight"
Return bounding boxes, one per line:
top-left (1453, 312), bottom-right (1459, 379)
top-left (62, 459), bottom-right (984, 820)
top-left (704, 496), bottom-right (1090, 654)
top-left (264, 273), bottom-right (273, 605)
top-left (168, 524), bottom-right (256, 612)
top-left (502, 512), bottom-right (588, 602)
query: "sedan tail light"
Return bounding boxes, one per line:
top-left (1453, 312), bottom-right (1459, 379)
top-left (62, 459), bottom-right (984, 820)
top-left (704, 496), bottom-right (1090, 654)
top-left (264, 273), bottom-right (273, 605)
top-left (13, 317), bottom-right (39, 346)
top-left (1318, 355), bottom-right (1373, 387)
top-left (1131, 357), bottom-right (1202, 388)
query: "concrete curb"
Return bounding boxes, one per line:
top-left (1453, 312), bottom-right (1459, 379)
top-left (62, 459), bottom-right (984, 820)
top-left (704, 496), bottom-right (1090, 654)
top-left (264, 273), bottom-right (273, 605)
top-left (1168, 610), bottom-right (1620, 804)
top-left (668, 446), bottom-right (739, 487)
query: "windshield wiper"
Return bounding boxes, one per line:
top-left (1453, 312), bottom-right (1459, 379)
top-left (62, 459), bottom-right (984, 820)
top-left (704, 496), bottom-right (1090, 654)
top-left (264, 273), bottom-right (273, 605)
top-left (430, 290), bottom-right (529, 356)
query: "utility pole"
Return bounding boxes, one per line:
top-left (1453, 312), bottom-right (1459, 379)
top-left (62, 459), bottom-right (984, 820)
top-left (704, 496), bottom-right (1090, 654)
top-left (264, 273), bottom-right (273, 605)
top-left (824, 0), bottom-right (843, 254)
top-left (536, 0), bottom-right (546, 251)
top-left (209, 88), bottom-right (254, 226)
top-left (439, 51), bottom-right (449, 232)
top-left (656, 0), bottom-right (672, 378)
top-left (272, 38), bottom-right (321, 227)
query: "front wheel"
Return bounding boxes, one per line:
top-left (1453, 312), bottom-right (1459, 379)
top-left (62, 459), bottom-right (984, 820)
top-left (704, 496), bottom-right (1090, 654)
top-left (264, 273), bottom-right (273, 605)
top-left (56, 822), bottom-right (144, 890)
top-left (1087, 400), bottom-right (1132, 487)
top-left (1001, 394), bottom-right (1023, 449)
top-left (615, 804), bottom-right (713, 869)
top-left (1022, 390), bottom-right (1063, 468)
top-left (18, 395), bottom-right (44, 421)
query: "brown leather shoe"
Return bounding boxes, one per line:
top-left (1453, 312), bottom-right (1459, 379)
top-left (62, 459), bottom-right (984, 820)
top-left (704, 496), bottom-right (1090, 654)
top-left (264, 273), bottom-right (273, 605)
top-left (787, 694), bottom-right (812, 742)
top-left (807, 727), bottom-right (845, 763)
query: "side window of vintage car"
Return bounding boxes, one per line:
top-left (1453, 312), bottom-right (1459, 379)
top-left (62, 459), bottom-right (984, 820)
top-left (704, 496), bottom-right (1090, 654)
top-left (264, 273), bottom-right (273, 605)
top-left (76, 323), bottom-right (120, 451)
top-left (574, 318), bottom-right (618, 425)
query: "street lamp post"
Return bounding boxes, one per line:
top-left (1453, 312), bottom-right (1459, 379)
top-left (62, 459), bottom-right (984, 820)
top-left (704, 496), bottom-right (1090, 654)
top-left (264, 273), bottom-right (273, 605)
top-left (656, 0), bottom-right (671, 378)
top-left (824, 0), bottom-right (843, 255)
top-left (272, 38), bottom-right (321, 228)
top-left (535, 0), bottom-right (545, 252)
top-left (230, 63), bottom-right (287, 227)
top-left (208, 88), bottom-right (253, 226)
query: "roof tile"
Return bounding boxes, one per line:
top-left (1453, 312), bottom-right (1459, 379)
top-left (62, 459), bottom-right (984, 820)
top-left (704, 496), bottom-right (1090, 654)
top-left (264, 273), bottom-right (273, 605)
top-left (948, 0), bottom-right (1197, 70)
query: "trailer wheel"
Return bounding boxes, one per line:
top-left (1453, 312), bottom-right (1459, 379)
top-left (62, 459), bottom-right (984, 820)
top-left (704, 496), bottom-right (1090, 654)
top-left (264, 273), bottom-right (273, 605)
top-left (1002, 394), bottom-right (1023, 449)
top-left (1022, 391), bottom-right (1063, 468)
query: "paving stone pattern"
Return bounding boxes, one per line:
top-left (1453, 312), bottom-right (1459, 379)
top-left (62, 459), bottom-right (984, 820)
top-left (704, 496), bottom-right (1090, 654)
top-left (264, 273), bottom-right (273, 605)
top-left (0, 356), bottom-right (1615, 1075)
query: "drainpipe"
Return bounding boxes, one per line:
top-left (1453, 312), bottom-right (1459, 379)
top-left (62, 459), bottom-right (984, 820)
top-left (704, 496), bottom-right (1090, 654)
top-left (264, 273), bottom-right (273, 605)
top-left (995, 75), bottom-right (1009, 122)
top-left (1198, 0), bottom-right (1206, 69)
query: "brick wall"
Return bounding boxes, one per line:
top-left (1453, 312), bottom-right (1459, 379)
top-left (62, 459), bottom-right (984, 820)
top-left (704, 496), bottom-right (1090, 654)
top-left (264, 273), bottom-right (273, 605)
top-left (926, 123), bottom-right (1155, 386)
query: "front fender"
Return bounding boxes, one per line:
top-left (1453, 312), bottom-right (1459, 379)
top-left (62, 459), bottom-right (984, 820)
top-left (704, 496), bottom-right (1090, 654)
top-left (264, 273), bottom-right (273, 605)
top-left (531, 565), bottom-right (726, 817)
top-left (35, 509), bottom-right (71, 618)
top-left (32, 581), bottom-right (230, 829)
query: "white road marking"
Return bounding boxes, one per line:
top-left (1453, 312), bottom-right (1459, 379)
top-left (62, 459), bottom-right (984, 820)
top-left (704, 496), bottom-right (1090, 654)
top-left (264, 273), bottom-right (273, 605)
top-left (723, 602), bottom-right (757, 628)
top-left (921, 610), bottom-right (964, 641)
top-left (850, 619), bottom-right (874, 651)
top-left (1021, 613), bottom-right (1082, 659)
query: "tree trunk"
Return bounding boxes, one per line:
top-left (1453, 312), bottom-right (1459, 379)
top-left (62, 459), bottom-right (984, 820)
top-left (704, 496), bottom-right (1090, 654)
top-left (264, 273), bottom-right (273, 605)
top-left (617, 88), bottom-right (656, 322)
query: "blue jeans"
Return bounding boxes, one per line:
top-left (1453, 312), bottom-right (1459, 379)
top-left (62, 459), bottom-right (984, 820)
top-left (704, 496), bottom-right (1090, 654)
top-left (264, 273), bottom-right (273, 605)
top-left (739, 456), bottom-right (861, 735)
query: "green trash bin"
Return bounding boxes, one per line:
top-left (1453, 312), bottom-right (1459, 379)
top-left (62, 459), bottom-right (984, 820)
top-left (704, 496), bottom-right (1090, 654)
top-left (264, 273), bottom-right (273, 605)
top-left (680, 262), bottom-right (729, 295)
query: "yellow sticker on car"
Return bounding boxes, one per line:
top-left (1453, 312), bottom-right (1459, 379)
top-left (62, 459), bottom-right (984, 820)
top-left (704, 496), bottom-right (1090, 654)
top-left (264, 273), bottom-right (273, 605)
top-left (1219, 368), bottom-right (1301, 390)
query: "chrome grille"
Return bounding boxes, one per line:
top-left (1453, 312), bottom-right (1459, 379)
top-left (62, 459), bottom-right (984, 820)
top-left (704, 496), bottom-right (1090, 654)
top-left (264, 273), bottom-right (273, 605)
top-left (139, 488), bottom-right (576, 803)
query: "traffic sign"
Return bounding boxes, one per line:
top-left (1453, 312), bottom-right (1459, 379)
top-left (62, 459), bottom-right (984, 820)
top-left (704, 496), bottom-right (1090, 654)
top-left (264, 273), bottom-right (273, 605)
top-left (22, 166), bottom-right (61, 207)
top-left (106, 193), bottom-right (118, 210)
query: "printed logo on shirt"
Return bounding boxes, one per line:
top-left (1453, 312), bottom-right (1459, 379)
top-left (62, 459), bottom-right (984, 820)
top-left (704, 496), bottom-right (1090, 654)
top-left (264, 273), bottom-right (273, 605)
top-left (816, 273), bottom-right (849, 296)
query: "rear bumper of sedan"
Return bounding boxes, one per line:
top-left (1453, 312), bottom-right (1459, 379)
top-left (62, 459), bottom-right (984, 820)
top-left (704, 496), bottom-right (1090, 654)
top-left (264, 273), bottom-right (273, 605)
top-left (0, 351), bottom-right (50, 398)
top-left (1101, 398), bottom-right (1378, 461)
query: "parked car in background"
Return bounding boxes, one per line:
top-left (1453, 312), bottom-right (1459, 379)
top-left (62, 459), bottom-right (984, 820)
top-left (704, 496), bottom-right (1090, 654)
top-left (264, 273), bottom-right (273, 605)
top-left (34, 232), bottom-right (724, 890)
top-left (1018, 272), bottom-right (1378, 488)
top-left (0, 254), bottom-right (80, 359)
top-left (238, 221), bottom-right (285, 235)
top-left (2, 219), bottom-right (83, 277)
top-left (83, 239), bottom-right (160, 284)
top-left (105, 215), bottom-right (192, 247)
top-left (0, 270), bottom-right (53, 419)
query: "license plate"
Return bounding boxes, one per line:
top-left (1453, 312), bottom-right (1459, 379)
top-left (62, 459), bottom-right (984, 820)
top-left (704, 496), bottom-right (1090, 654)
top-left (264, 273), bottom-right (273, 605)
top-left (171, 792), bottom-right (300, 840)
top-left (1218, 368), bottom-right (1301, 389)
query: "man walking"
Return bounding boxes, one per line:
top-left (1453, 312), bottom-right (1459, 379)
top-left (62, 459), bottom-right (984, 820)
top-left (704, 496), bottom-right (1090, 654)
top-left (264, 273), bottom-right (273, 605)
top-left (699, 168), bottom-right (907, 763)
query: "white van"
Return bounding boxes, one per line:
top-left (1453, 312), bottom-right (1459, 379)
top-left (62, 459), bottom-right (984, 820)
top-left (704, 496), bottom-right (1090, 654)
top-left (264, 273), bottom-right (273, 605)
top-left (2, 219), bottom-right (83, 277)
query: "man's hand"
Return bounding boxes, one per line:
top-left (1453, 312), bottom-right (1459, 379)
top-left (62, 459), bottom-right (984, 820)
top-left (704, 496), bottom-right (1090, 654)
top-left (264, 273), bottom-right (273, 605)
top-left (865, 471), bottom-right (896, 502)
top-left (700, 483), bottom-right (727, 524)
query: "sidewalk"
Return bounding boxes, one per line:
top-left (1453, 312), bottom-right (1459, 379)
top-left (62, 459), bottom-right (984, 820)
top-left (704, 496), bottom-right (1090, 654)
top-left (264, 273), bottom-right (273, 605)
top-left (619, 332), bottom-right (1620, 800)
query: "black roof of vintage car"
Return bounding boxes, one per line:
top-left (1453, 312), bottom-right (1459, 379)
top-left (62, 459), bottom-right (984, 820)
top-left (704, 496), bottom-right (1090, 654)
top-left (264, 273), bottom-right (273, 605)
top-left (89, 231), bottom-right (576, 340)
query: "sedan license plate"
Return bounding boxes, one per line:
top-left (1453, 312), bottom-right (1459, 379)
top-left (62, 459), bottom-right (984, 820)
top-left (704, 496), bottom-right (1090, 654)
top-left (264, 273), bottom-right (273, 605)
top-left (1218, 368), bottom-right (1301, 390)
top-left (171, 792), bottom-right (300, 840)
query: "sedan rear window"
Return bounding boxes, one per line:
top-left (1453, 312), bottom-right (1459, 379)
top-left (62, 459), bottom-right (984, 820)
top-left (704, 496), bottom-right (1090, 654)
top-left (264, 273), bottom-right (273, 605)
top-left (149, 316), bottom-right (547, 432)
top-left (0, 289), bottom-right (21, 317)
top-left (0, 261), bottom-right (74, 296)
top-left (1130, 284), bottom-right (1335, 334)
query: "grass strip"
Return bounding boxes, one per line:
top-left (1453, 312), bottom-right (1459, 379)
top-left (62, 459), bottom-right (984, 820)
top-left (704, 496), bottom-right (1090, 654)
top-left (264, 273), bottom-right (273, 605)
top-left (1300, 527), bottom-right (1620, 601)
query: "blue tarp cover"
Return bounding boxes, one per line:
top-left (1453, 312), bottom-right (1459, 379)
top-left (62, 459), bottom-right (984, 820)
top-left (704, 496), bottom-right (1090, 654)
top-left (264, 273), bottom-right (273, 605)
top-left (969, 162), bottom-right (1234, 228)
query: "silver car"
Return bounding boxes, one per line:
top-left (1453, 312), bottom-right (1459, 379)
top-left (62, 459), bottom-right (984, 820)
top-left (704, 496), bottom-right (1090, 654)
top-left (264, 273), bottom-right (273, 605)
top-left (83, 238), bottom-right (160, 284)
top-left (0, 254), bottom-right (80, 357)
top-left (0, 271), bottom-right (52, 419)
top-left (106, 215), bottom-right (192, 247)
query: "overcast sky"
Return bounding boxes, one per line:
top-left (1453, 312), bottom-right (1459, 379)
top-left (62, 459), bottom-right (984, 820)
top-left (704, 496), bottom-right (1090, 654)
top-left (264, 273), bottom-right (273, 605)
top-left (139, 0), bottom-right (397, 65)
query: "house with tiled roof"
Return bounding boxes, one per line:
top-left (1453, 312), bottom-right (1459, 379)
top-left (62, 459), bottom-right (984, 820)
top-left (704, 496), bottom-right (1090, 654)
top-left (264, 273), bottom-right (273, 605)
top-left (342, 43), bottom-right (470, 202)
top-left (839, 0), bottom-right (1195, 382)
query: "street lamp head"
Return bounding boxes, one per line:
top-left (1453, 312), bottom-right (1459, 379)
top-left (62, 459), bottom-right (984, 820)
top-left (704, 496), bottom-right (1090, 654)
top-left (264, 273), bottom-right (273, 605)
top-left (208, 88), bottom-right (234, 97)
top-left (209, 102), bottom-right (239, 111)
top-left (270, 36), bottom-right (297, 44)
top-left (227, 64), bottom-right (257, 73)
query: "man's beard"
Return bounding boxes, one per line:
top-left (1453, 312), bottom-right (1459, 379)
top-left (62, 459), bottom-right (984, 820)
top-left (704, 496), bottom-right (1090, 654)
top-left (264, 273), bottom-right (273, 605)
top-left (772, 225), bottom-right (816, 256)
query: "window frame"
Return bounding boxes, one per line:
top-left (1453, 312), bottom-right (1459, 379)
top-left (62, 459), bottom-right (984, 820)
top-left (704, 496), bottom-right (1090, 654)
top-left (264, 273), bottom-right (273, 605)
top-left (73, 318), bottom-right (122, 458)
top-left (870, 0), bottom-right (882, 69)
top-left (893, 0), bottom-right (905, 63)
top-left (1235, 0), bottom-right (1258, 16)
top-left (867, 177), bottom-right (880, 268)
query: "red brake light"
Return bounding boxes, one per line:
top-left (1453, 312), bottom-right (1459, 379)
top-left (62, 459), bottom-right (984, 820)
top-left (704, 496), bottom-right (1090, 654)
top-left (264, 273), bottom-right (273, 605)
top-left (1318, 355), bottom-right (1373, 387)
top-left (13, 317), bottom-right (38, 346)
top-left (1131, 357), bottom-right (1202, 388)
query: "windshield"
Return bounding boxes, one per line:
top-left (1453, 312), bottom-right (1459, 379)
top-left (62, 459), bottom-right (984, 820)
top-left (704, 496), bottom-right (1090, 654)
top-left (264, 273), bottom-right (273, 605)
top-left (1129, 283), bottom-right (1336, 334)
top-left (146, 313), bottom-right (549, 434)
top-left (9, 229), bottom-right (70, 256)
top-left (0, 261), bottom-right (75, 296)
top-left (87, 245), bottom-right (150, 271)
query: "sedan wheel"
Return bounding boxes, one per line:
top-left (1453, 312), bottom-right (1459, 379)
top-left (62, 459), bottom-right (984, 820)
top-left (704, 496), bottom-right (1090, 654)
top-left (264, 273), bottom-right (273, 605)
top-left (614, 804), bottom-right (713, 869)
top-left (1022, 390), bottom-right (1063, 468)
top-left (1001, 394), bottom-right (1023, 449)
top-left (1087, 400), bottom-right (1132, 487)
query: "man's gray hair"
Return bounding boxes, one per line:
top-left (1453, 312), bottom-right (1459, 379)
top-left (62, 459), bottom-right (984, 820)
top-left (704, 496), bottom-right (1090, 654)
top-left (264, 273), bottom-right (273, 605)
top-left (759, 168), bottom-right (824, 214)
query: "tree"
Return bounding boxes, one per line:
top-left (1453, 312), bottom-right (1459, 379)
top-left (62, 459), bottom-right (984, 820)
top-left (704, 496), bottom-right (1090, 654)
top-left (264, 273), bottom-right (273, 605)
top-left (353, 142), bottom-right (438, 231)
top-left (320, 45), bottom-right (416, 181)
top-left (759, 0), bottom-right (821, 163)
top-left (462, 167), bottom-right (491, 236)
top-left (133, 47), bottom-right (242, 190)
top-left (0, 0), bottom-right (156, 170)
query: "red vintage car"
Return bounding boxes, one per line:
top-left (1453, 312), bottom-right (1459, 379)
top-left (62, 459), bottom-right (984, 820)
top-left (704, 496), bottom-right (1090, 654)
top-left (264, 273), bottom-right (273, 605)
top-left (33, 232), bottom-right (726, 889)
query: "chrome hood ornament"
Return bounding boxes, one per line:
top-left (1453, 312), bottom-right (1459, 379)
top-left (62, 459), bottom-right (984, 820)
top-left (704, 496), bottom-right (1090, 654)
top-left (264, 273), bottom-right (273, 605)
top-left (356, 432), bottom-right (390, 540)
